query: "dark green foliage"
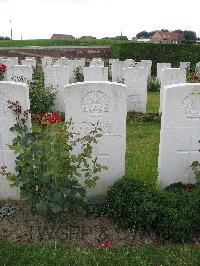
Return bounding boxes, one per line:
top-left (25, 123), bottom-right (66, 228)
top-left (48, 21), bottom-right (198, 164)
top-left (0, 36), bottom-right (10, 40)
top-left (30, 67), bottom-right (56, 114)
top-left (107, 178), bottom-right (158, 230)
top-left (112, 42), bottom-right (200, 75)
top-left (107, 178), bottom-right (200, 243)
top-left (155, 186), bottom-right (200, 242)
top-left (127, 112), bottom-right (161, 123)
top-left (74, 66), bottom-right (84, 82)
top-left (147, 77), bottom-right (160, 92)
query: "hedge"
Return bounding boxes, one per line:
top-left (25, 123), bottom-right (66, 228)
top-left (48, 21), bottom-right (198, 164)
top-left (111, 42), bottom-right (200, 75)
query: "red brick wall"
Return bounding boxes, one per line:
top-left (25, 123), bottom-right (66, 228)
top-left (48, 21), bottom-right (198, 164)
top-left (0, 46), bottom-right (112, 66)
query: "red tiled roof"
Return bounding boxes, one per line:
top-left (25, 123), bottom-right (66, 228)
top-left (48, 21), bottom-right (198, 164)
top-left (51, 34), bottom-right (75, 40)
top-left (151, 31), bottom-right (185, 41)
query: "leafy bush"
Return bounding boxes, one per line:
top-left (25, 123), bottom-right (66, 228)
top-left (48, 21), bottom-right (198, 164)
top-left (30, 67), bottom-right (56, 114)
top-left (74, 66), bottom-right (84, 82)
top-left (112, 42), bottom-right (200, 75)
top-left (1, 102), bottom-right (106, 216)
top-left (147, 77), bottom-right (160, 92)
top-left (155, 185), bottom-right (200, 243)
top-left (107, 178), bottom-right (157, 231)
top-left (127, 112), bottom-right (161, 123)
top-left (107, 178), bottom-right (200, 243)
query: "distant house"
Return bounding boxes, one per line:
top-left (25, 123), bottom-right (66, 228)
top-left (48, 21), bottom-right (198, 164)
top-left (137, 38), bottom-right (151, 43)
top-left (51, 34), bottom-right (75, 40)
top-left (151, 31), bottom-right (184, 44)
top-left (80, 36), bottom-right (96, 40)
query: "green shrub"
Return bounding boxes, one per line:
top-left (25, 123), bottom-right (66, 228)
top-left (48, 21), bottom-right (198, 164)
top-left (147, 77), bottom-right (160, 92)
top-left (1, 102), bottom-right (106, 216)
top-left (112, 42), bottom-right (200, 75)
top-left (107, 178), bottom-right (200, 243)
top-left (30, 67), bottom-right (56, 114)
top-left (107, 178), bottom-right (157, 230)
top-left (74, 66), bottom-right (84, 82)
top-left (155, 185), bottom-right (200, 243)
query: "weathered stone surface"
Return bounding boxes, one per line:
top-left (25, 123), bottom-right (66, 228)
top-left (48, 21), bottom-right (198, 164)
top-left (21, 58), bottom-right (36, 67)
top-left (44, 65), bottom-right (69, 112)
top-left (123, 67), bottom-right (148, 113)
top-left (157, 63), bottom-right (171, 81)
top-left (83, 66), bottom-right (108, 81)
top-left (6, 65), bottom-right (33, 84)
top-left (160, 68), bottom-right (186, 114)
top-left (41, 57), bottom-right (53, 68)
top-left (180, 62), bottom-right (190, 72)
top-left (111, 61), bottom-right (125, 82)
top-left (64, 82), bottom-right (127, 196)
top-left (158, 83), bottom-right (200, 187)
top-left (90, 58), bottom-right (104, 67)
top-left (0, 81), bottom-right (31, 200)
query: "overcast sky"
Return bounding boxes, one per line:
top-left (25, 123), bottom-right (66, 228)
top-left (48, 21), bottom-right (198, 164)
top-left (1, 0), bottom-right (200, 40)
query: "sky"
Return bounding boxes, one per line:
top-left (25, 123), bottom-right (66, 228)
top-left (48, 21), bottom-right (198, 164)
top-left (0, 0), bottom-right (200, 40)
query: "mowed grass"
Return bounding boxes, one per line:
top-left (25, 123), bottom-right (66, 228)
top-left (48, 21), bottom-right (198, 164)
top-left (1, 242), bottom-right (200, 266)
top-left (147, 91), bottom-right (160, 113)
top-left (0, 39), bottom-right (133, 47)
top-left (125, 92), bottom-right (160, 184)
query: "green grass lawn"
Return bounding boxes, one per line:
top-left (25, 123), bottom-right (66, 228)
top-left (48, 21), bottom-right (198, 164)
top-left (147, 92), bottom-right (160, 113)
top-left (126, 92), bottom-right (160, 184)
top-left (1, 242), bottom-right (200, 266)
top-left (0, 39), bottom-right (133, 47)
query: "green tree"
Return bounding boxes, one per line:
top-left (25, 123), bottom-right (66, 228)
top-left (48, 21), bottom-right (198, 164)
top-left (182, 30), bottom-right (197, 42)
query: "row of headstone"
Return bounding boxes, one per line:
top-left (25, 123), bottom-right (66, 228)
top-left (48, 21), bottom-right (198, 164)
top-left (110, 59), bottom-right (151, 113)
top-left (0, 81), bottom-right (127, 199)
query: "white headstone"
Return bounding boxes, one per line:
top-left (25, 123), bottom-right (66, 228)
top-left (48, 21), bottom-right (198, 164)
top-left (21, 58), bottom-right (36, 67)
top-left (7, 57), bottom-right (18, 65)
top-left (157, 63), bottom-right (171, 81)
top-left (90, 59), bottom-right (104, 67)
top-left (123, 67), bottom-right (148, 113)
top-left (141, 60), bottom-right (152, 77)
top-left (44, 65), bottom-right (69, 112)
top-left (83, 66), bottom-right (108, 81)
top-left (158, 83), bottom-right (200, 187)
top-left (124, 59), bottom-right (136, 68)
top-left (111, 61), bottom-right (125, 82)
top-left (41, 57), bottom-right (52, 68)
top-left (109, 59), bottom-right (119, 66)
top-left (0, 59), bottom-right (13, 67)
top-left (0, 81), bottom-right (31, 200)
top-left (53, 57), bottom-right (68, 66)
top-left (64, 82), bottom-right (127, 196)
top-left (6, 65), bottom-right (33, 84)
top-left (160, 68), bottom-right (186, 114)
top-left (196, 62), bottom-right (200, 78)
top-left (180, 62), bottom-right (190, 72)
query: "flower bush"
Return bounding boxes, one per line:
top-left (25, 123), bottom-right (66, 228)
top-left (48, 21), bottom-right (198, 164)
top-left (0, 64), bottom-right (6, 80)
top-left (30, 66), bottom-right (56, 115)
top-left (1, 101), bottom-right (107, 216)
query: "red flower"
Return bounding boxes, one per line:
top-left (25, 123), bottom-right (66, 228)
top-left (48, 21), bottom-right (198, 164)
top-left (0, 64), bottom-right (6, 73)
top-left (99, 240), bottom-right (113, 248)
top-left (34, 113), bottom-right (42, 123)
top-left (53, 113), bottom-right (61, 122)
